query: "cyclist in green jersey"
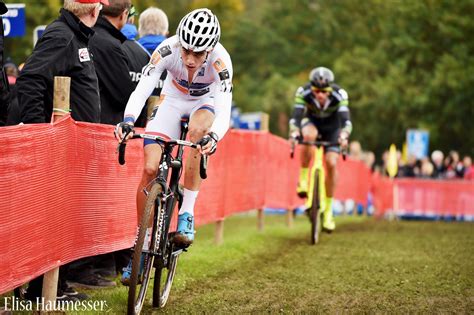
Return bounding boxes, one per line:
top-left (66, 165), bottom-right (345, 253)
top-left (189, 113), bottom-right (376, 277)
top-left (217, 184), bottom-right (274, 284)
top-left (289, 67), bottom-right (352, 231)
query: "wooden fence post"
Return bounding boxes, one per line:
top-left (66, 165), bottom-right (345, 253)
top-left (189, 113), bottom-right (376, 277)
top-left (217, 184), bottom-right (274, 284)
top-left (52, 76), bottom-right (71, 121)
top-left (257, 209), bottom-right (264, 231)
top-left (215, 219), bottom-right (224, 245)
top-left (42, 76), bottom-right (71, 306)
top-left (286, 209), bottom-right (294, 228)
top-left (258, 113), bottom-right (268, 231)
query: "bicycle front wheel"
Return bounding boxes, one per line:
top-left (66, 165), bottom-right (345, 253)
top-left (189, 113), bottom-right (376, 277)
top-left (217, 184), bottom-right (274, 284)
top-left (127, 183), bottom-right (162, 315)
top-left (310, 170), bottom-right (321, 245)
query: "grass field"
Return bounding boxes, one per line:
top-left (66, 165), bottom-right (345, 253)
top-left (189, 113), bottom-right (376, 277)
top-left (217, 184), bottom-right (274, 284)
top-left (3, 214), bottom-right (473, 314)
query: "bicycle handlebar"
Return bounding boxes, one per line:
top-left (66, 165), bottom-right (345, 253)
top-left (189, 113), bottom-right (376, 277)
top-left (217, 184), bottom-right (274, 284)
top-left (117, 133), bottom-right (208, 179)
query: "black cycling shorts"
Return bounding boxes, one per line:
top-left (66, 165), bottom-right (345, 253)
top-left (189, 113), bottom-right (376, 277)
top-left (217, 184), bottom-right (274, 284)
top-left (301, 114), bottom-right (341, 153)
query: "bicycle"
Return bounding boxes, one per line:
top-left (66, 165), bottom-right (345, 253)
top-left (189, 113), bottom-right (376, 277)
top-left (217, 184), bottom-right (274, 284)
top-left (118, 116), bottom-right (208, 314)
top-left (290, 137), bottom-right (345, 245)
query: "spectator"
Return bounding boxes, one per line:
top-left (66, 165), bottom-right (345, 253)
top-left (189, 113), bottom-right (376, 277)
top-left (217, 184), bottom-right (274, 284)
top-left (462, 156), bottom-right (474, 180)
top-left (63, 0), bottom-right (133, 289)
top-left (89, 0), bottom-right (135, 125)
top-left (349, 140), bottom-right (363, 161)
top-left (137, 7), bottom-right (168, 55)
top-left (121, 5), bottom-right (150, 127)
top-left (362, 151), bottom-right (376, 173)
top-left (431, 150), bottom-right (445, 179)
top-left (16, 0), bottom-right (109, 302)
top-left (444, 150), bottom-right (463, 179)
top-left (0, 1), bottom-right (9, 126)
top-left (120, 4), bottom-right (137, 40)
top-left (420, 158), bottom-right (434, 178)
top-left (4, 58), bottom-right (20, 125)
top-left (399, 154), bottom-right (418, 178)
top-left (137, 7), bottom-right (169, 96)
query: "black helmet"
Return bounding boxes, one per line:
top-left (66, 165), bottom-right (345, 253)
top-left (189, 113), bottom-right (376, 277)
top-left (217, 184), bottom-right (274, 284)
top-left (309, 67), bottom-right (334, 88)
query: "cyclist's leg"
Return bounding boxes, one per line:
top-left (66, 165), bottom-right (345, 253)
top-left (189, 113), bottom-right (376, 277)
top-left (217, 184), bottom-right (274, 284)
top-left (136, 96), bottom-right (183, 222)
top-left (298, 118), bottom-right (318, 197)
top-left (319, 122), bottom-right (340, 231)
top-left (174, 101), bottom-right (215, 245)
top-left (122, 97), bottom-right (184, 284)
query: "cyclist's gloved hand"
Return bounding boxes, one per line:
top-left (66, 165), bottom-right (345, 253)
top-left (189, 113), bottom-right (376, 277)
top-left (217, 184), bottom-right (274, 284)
top-left (290, 131), bottom-right (301, 141)
top-left (197, 131), bottom-right (218, 155)
top-left (114, 121), bottom-right (135, 143)
top-left (288, 122), bottom-right (301, 142)
top-left (338, 130), bottom-right (349, 149)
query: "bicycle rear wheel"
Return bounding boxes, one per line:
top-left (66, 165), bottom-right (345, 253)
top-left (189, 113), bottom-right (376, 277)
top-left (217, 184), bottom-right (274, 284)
top-left (152, 244), bottom-right (181, 308)
top-left (310, 170), bottom-right (321, 245)
top-left (127, 183), bottom-right (162, 315)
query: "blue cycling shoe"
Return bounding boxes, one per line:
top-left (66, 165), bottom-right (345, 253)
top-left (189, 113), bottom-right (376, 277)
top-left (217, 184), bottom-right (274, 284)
top-left (121, 260), bottom-right (133, 286)
top-left (120, 254), bottom-right (145, 286)
top-left (174, 213), bottom-right (194, 247)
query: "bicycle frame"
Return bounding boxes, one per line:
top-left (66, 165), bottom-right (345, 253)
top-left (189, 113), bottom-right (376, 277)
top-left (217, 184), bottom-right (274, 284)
top-left (149, 121), bottom-right (189, 264)
top-left (118, 118), bottom-right (207, 313)
top-left (305, 146), bottom-right (327, 211)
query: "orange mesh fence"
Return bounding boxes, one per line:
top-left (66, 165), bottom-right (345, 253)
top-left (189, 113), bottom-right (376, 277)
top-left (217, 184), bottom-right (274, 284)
top-left (335, 157), bottom-right (371, 206)
top-left (0, 116), bottom-right (140, 293)
top-left (0, 116), bottom-right (384, 293)
top-left (395, 179), bottom-right (474, 218)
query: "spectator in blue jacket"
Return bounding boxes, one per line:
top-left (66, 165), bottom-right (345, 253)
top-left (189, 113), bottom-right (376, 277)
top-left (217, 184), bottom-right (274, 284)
top-left (137, 7), bottom-right (168, 55)
top-left (136, 7), bottom-right (168, 98)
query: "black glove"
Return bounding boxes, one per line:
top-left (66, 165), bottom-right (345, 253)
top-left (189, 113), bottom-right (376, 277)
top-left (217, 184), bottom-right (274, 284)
top-left (197, 131), bottom-right (218, 155)
top-left (114, 122), bottom-right (134, 140)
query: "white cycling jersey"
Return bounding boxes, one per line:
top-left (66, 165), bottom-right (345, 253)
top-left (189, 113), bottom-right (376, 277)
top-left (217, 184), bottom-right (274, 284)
top-left (123, 35), bottom-right (233, 140)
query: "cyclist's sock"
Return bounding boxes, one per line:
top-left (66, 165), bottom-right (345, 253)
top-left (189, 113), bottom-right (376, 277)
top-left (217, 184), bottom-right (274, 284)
top-left (325, 197), bottom-right (334, 214)
top-left (178, 188), bottom-right (199, 215)
top-left (299, 168), bottom-right (309, 185)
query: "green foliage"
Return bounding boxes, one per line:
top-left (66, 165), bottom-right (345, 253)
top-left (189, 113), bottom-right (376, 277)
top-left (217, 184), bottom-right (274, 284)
top-left (5, 0), bottom-right (473, 156)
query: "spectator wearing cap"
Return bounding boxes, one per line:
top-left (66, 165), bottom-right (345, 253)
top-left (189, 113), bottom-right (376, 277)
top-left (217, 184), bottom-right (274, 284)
top-left (17, 0), bottom-right (107, 124)
top-left (66, 0), bottom-right (135, 287)
top-left (89, 0), bottom-right (135, 125)
top-left (0, 1), bottom-right (9, 126)
top-left (16, 0), bottom-right (109, 302)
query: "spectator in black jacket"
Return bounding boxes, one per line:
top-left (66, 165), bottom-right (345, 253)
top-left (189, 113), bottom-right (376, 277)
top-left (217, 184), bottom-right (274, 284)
top-left (17, 0), bottom-right (105, 124)
top-left (4, 58), bottom-right (20, 125)
top-left (0, 1), bottom-right (9, 126)
top-left (16, 0), bottom-right (110, 302)
top-left (67, 0), bottom-right (134, 285)
top-left (89, 0), bottom-right (134, 125)
top-left (121, 9), bottom-right (150, 127)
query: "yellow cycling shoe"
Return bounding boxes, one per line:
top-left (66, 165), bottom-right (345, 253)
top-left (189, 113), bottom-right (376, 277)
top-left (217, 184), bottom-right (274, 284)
top-left (296, 180), bottom-right (308, 198)
top-left (322, 210), bottom-right (336, 233)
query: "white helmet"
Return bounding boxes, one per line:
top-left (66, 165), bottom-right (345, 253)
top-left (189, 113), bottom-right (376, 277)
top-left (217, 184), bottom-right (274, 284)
top-left (177, 8), bottom-right (221, 52)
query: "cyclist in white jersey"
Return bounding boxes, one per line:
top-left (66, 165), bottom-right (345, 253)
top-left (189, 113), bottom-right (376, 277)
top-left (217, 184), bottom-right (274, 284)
top-left (115, 8), bottom-right (232, 284)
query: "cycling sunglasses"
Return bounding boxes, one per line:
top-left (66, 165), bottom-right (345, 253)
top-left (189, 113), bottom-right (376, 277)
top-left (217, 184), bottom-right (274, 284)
top-left (311, 86), bottom-right (332, 94)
